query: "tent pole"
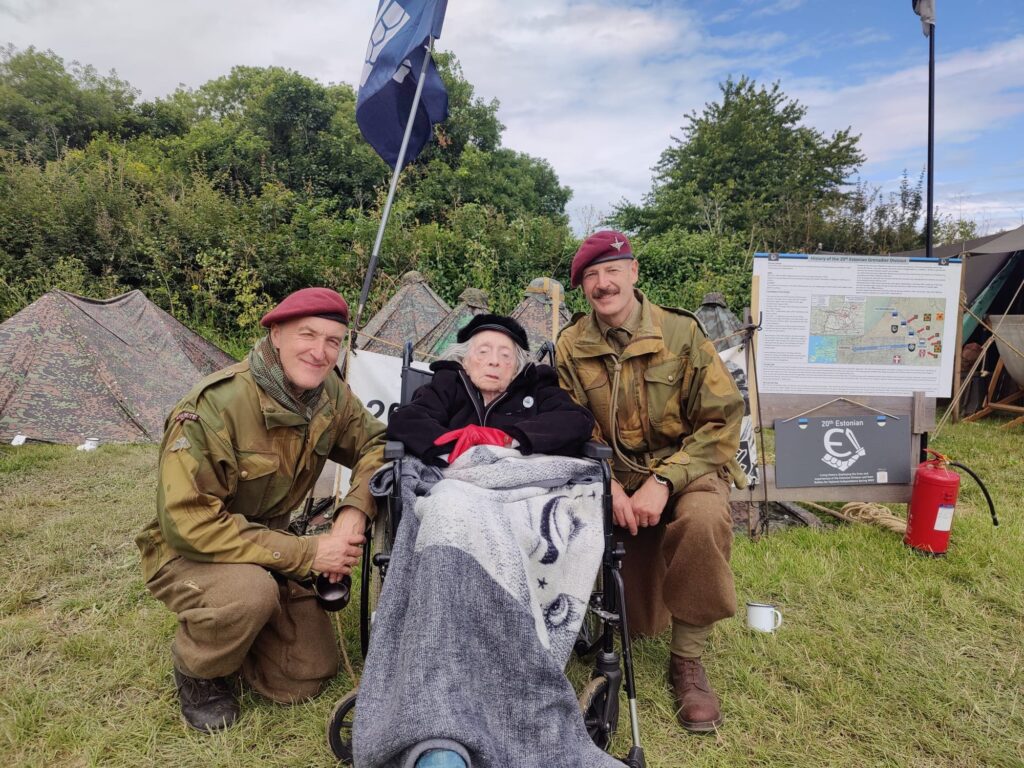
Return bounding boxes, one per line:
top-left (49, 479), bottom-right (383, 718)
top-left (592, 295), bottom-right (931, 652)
top-left (353, 37), bottom-right (435, 339)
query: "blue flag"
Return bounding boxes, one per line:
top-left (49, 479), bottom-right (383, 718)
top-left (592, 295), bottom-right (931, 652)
top-left (357, 0), bottom-right (449, 169)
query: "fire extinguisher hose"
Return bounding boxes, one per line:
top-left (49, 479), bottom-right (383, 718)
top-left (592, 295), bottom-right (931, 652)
top-left (948, 461), bottom-right (999, 527)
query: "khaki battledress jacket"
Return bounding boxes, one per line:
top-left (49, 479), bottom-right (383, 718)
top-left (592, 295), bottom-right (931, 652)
top-left (555, 291), bottom-right (745, 494)
top-left (136, 360), bottom-right (386, 583)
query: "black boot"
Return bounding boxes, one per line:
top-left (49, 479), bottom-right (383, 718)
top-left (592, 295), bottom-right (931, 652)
top-left (173, 667), bottom-right (240, 733)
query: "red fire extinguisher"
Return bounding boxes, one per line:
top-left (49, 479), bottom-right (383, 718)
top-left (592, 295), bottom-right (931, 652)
top-left (905, 449), bottom-right (998, 555)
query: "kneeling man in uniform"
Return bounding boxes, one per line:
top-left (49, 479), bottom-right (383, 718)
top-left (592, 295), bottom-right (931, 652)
top-left (556, 231), bottom-right (746, 733)
top-left (136, 287), bottom-right (385, 732)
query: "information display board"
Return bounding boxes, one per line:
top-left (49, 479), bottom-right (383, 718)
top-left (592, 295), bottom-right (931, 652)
top-left (753, 253), bottom-right (962, 397)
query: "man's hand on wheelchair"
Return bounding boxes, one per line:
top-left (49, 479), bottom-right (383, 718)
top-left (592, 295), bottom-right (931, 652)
top-left (611, 479), bottom-right (638, 536)
top-left (312, 506), bottom-right (366, 582)
top-left (434, 425), bottom-right (513, 464)
top-left (630, 475), bottom-right (669, 529)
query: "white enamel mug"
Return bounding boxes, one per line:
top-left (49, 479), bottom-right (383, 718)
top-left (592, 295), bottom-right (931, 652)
top-left (746, 602), bottom-right (783, 633)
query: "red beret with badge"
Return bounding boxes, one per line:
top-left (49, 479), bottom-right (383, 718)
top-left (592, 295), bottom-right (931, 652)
top-left (570, 230), bottom-right (635, 288)
top-left (260, 287), bottom-right (350, 328)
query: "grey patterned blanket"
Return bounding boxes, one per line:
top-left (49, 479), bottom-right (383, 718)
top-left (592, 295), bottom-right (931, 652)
top-left (353, 446), bottom-right (621, 768)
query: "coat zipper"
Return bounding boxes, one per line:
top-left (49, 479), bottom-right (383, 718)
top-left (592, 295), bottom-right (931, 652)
top-left (458, 370), bottom-right (486, 424)
top-left (482, 391), bottom-right (510, 424)
top-left (458, 368), bottom-right (521, 426)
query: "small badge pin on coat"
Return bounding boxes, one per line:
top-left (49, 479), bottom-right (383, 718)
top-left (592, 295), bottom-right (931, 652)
top-left (522, 396), bottom-right (535, 408)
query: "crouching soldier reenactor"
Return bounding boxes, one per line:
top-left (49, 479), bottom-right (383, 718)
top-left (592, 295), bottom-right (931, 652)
top-left (555, 231), bottom-right (746, 734)
top-left (136, 287), bottom-right (385, 732)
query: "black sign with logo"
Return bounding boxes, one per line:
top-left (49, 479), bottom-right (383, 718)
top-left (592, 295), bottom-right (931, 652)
top-left (774, 414), bottom-right (912, 488)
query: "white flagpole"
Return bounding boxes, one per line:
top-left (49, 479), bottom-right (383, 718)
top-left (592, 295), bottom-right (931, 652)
top-left (354, 37), bottom-right (435, 337)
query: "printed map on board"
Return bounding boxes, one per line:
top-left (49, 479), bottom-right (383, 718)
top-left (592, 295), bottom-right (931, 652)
top-left (807, 295), bottom-right (945, 366)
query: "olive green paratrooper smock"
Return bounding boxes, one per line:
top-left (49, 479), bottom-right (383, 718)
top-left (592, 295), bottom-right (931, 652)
top-left (138, 359), bottom-right (385, 582)
top-left (136, 358), bottom-right (386, 700)
top-left (555, 290), bottom-right (745, 636)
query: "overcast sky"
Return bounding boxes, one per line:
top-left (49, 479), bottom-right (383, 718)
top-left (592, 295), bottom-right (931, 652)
top-left (4, 0), bottom-right (1023, 235)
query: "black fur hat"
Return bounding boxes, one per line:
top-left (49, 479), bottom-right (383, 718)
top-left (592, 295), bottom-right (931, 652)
top-left (456, 313), bottom-right (530, 351)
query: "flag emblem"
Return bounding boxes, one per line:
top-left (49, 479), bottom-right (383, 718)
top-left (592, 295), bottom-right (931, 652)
top-left (356, 0), bottom-right (450, 169)
top-left (361, 2), bottom-right (411, 89)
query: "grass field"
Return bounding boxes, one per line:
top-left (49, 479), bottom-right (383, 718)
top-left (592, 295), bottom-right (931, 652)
top-left (1, 418), bottom-right (1022, 767)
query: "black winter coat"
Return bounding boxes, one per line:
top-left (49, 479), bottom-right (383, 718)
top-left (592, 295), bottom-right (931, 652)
top-left (386, 360), bottom-right (595, 465)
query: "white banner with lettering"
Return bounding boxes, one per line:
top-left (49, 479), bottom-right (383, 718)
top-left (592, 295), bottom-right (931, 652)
top-left (313, 349), bottom-right (430, 497)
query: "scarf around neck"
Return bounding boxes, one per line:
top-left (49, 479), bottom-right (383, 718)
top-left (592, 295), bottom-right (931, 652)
top-left (249, 334), bottom-right (324, 420)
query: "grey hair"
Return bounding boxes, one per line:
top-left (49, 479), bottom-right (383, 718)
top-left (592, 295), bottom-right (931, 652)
top-left (443, 336), bottom-right (531, 378)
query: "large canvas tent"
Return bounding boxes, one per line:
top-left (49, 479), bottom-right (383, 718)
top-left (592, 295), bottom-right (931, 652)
top-left (0, 290), bottom-right (234, 444)
top-left (357, 271), bottom-right (451, 356)
top-left (509, 278), bottom-right (572, 353)
top-left (415, 287), bottom-right (489, 359)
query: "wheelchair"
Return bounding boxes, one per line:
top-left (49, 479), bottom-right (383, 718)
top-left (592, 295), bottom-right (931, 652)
top-left (326, 342), bottom-right (647, 768)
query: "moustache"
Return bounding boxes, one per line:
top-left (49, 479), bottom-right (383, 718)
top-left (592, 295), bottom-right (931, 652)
top-left (592, 286), bottom-right (620, 299)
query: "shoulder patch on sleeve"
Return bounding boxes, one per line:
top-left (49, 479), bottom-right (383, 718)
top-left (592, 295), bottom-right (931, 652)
top-left (175, 411), bottom-right (200, 423)
top-left (169, 436), bottom-right (191, 452)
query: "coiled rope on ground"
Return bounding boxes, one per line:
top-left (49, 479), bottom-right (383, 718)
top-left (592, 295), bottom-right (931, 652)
top-left (803, 500), bottom-right (908, 534)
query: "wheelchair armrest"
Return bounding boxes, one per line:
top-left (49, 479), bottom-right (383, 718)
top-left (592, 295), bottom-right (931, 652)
top-left (582, 441), bottom-right (612, 460)
top-left (384, 440), bottom-right (406, 460)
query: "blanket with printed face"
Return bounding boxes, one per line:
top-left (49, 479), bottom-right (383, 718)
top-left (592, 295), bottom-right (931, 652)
top-left (353, 446), bottom-right (621, 768)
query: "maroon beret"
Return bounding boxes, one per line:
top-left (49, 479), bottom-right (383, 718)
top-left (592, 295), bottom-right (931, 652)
top-left (260, 287), bottom-right (350, 328)
top-left (570, 230), bottom-right (634, 288)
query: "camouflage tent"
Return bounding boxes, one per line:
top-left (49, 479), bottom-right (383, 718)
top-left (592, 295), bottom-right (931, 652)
top-left (415, 287), bottom-right (489, 360)
top-left (357, 271), bottom-right (451, 357)
top-left (510, 277), bottom-right (572, 354)
top-left (0, 290), bottom-right (234, 444)
top-left (695, 292), bottom-right (745, 351)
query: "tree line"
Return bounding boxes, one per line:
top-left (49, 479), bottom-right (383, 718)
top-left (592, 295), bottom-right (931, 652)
top-left (0, 46), bottom-right (975, 355)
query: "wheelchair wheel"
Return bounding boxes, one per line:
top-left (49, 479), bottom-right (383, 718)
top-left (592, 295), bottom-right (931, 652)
top-left (359, 509), bottom-right (390, 657)
top-left (578, 674), bottom-right (619, 751)
top-left (326, 690), bottom-right (358, 763)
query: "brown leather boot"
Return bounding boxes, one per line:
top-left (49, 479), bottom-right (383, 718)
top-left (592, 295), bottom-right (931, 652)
top-left (174, 667), bottom-right (239, 733)
top-left (669, 655), bottom-right (723, 733)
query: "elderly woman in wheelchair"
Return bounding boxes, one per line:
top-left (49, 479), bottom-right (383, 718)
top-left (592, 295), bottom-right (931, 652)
top-left (334, 314), bottom-right (646, 768)
top-left (385, 313), bottom-right (595, 466)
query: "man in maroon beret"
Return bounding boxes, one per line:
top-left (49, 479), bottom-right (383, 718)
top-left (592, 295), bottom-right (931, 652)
top-left (137, 287), bottom-right (385, 733)
top-left (556, 231), bottom-right (746, 734)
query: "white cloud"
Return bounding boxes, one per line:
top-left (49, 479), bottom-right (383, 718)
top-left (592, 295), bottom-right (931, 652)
top-left (3, 1), bottom-right (1021, 235)
top-left (848, 28), bottom-right (892, 47)
top-left (1, 0), bottom-right (724, 228)
top-left (1, 0), bottom-right (375, 95)
top-left (789, 35), bottom-right (1024, 234)
top-left (751, 0), bottom-right (807, 18)
top-left (437, 0), bottom-right (728, 225)
top-left (934, 186), bottom-right (1024, 236)
top-left (796, 36), bottom-right (1024, 164)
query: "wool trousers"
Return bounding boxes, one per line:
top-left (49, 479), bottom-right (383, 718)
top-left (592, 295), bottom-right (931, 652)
top-left (618, 470), bottom-right (736, 638)
top-left (146, 558), bottom-right (339, 703)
